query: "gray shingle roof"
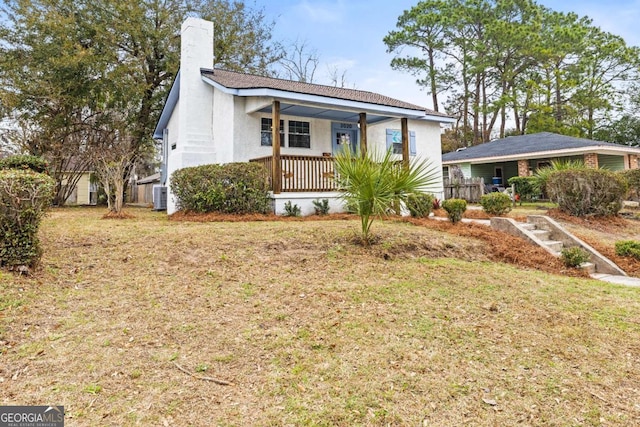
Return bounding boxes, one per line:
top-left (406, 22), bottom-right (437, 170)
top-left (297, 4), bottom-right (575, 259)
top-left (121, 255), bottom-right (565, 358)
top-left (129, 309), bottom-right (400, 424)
top-left (442, 132), bottom-right (640, 162)
top-left (201, 68), bottom-right (451, 117)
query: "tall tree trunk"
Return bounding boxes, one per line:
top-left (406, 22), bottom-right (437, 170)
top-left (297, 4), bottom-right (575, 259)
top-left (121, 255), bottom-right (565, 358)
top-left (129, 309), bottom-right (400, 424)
top-left (512, 85), bottom-right (521, 133)
top-left (114, 180), bottom-right (125, 213)
top-left (462, 76), bottom-right (470, 147)
top-left (427, 48), bottom-right (439, 112)
top-left (473, 72), bottom-right (481, 145)
top-left (554, 63), bottom-right (563, 125)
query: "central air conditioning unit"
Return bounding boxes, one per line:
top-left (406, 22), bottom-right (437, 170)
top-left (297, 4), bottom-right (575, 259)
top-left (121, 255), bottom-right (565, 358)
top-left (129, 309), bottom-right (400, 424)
top-left (153, 186), bottom-right (167, 211)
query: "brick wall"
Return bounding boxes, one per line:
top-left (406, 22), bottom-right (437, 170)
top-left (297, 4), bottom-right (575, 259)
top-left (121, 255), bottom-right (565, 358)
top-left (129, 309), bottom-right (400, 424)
top-left (517, 159), bottom-right (530, 176)
top-left (630, 154), bottom-right (639, 170)
top-left (584, 153), bottom-right (598, 169)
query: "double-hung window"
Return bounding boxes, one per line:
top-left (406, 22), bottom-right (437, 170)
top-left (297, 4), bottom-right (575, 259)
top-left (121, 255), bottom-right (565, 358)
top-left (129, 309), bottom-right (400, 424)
top-left (261, 118), bottom-right (284, 147)
top-left (288, 120), bottom-right (311, 148)
top-left (261, 118), bottom-right (311, 148)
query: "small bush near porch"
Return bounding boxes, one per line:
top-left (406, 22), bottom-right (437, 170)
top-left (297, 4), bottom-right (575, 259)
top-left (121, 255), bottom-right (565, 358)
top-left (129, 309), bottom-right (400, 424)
top-left (171, 163), bottom-right (270, 214)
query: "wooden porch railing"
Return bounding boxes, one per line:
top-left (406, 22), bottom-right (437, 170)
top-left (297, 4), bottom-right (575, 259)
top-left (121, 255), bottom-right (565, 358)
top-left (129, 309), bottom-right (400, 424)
top-left (250, 155), bottom-right (338, 192)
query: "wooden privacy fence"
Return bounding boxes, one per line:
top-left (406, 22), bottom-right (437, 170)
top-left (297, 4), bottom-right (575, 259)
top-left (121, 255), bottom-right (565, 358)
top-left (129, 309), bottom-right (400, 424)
top-left (250, 155), bottom-right (338, 192)
top-left (443, 177), bottom-right (485, 202)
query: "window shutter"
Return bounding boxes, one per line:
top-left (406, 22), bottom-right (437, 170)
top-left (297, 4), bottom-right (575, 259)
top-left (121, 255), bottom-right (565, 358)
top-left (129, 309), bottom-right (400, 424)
top-left (410, 131), bottom-right (416, 156)
top-left (385, 129), bottom-right (394, 150)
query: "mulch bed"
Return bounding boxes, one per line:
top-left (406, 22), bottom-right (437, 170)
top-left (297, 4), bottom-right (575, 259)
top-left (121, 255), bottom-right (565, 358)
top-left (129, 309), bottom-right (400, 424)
top-left (169, 211), bottom-right (356, 222)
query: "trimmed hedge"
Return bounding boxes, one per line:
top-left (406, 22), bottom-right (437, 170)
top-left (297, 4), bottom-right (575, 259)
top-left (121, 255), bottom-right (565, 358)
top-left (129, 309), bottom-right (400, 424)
top-left (406, 193), bottom-right (435, 218)
top-left (480, 192), bottom-right (512, 215)
top-left (170, 162), bottom-right (271, 214)
top-left (546, 169), bottom-right (627, 217)
top-left (0, 169), bottom-right (55, 269)
top-left (442, 198), bottom-right (467, 224)
top-left (0, 155), bottom-right (48, 174)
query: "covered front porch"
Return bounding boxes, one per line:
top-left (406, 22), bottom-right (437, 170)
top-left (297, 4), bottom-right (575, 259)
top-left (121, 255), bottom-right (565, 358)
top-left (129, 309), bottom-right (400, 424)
top-left (248, 100), bottom-right (417, 194)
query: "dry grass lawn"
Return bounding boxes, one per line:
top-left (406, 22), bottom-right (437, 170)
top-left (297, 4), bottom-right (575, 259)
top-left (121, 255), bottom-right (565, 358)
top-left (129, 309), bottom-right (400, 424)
top-left (1, 206), bottom-right (640, 426)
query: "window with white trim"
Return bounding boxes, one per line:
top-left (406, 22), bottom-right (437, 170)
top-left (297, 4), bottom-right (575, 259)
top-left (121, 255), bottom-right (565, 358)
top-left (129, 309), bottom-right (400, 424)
top-left (288, 120), bottom-right (311, 148)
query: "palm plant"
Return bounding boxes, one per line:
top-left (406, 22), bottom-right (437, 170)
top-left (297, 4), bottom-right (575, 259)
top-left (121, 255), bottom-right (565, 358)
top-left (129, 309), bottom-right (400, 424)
top-left (333, 147), bottom-right (439, 244)
top-left (535, 159), bottom-right (587, 196)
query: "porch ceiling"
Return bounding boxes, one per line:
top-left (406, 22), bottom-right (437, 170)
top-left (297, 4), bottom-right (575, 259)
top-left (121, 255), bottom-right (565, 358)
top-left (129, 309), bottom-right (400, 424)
top-left (257, 102), bottom-right (391, 124)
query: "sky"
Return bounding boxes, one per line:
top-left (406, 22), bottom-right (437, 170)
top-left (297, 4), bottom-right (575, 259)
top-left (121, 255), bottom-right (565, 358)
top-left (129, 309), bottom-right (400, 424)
top-left (251, 0), bottom-right (640, 111)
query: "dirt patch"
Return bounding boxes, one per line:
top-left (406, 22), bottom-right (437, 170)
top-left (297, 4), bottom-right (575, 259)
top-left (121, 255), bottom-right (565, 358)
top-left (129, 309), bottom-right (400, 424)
top-left (102, 210), bottom-right (136, 219)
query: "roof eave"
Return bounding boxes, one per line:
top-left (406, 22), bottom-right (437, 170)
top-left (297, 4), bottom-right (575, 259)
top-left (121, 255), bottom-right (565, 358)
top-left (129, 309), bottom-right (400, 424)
top-left (201, 74), bottom-right (455, 123)
top-left (153, 70), bottom-right (181, 139)
top-left (442, 145), bottom-right (640, 165)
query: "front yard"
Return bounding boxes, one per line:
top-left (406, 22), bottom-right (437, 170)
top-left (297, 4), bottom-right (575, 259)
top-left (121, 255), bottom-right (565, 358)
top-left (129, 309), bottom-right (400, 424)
top-left (1, 206), bottom-right (640, 425)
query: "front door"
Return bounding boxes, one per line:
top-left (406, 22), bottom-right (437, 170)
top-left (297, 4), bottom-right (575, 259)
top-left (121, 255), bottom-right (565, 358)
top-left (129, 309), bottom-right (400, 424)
top-left (331, 122), bottom-right (358, 156)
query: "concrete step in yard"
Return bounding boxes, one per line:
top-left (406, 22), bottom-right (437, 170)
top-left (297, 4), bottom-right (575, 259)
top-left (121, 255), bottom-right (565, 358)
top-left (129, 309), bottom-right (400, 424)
top-left (580, 262), bottom-right (596, 275)
top-left (543, 240), bottom-right (564, 253)
top-left (531, 229), bottom-right (551, 241)
top-left (492, 215), bottom-right (632, 282)
top-left (523, 221), bottom-right (563, 253)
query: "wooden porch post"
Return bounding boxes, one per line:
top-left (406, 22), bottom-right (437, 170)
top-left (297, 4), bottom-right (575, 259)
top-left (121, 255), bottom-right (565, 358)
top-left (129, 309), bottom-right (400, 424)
top-left (272, 100), bottom-right (282, 194)
top-left (359, 113), bottom-right (367, 156)
top-left (401, 117), bottom-right (409, 168)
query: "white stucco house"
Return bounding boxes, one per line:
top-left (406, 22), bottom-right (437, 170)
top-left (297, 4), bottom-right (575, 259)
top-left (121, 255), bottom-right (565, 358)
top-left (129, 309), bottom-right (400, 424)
top-left (153, 18), bottom-right (455, 215)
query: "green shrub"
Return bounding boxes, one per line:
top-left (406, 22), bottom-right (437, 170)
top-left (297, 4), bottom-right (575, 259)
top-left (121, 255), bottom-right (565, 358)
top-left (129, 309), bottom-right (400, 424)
top-left (535, 159), bottom-right (587, 196)
top-left (406, 193), bottom-right (435, 218)
top-left (442, 198), bottom-right (467, 224)
top-left (546, 169), bottom-right (628, 217)
top-left (283, 201), bottom-right (301, 217)
top-left (621, 169), bottom-right (640, 201)
top-left (560, 246), bottom-right (590, 268)
top-left (507, 176), bottom-right (540, 204)
top-left (480, 192), bottom-right (512, 215)
top-left (312, 199), bottom-right (330, 215)
top-left (0, 169), bottom-right (55, 269)
top-left (0, 155), bottom-right (48, 174)
top-left (170, 163), bottom-right (271, 214)
top-left (615, 240), bottom-right (640, 260)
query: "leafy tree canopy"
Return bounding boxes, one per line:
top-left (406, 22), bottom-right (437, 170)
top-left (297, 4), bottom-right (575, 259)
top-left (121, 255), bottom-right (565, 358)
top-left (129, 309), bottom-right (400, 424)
top-left (0, 0), bottom-right (282, 204)
top-left (384, 0), bottom-right (640, 146)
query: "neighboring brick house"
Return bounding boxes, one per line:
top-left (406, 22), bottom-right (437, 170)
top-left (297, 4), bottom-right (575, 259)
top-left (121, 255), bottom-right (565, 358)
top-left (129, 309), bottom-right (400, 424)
top-left (442, 132), bottom-right (640, 187)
